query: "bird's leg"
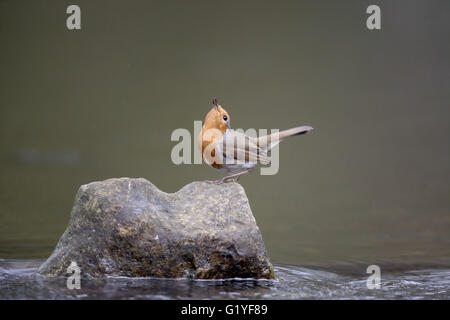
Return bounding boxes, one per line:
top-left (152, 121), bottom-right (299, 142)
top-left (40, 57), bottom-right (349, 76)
top-left (208, 168), bottom-right (254, 185)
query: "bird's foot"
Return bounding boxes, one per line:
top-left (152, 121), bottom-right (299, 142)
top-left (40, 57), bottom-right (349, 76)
top-left (205, 176), bottom-right (239, 185)
top-left (205, 169), bottom-right (252, 184)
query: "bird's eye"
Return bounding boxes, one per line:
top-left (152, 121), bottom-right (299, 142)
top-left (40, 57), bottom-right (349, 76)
top-left (223, 115), bottom-right (228, 121)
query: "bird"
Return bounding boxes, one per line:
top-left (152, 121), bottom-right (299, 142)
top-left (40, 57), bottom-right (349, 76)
top-left (198, 98), bottom-right (313, 184)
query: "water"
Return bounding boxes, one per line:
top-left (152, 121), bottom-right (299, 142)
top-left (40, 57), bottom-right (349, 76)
top-left (1, 0), bottom-right (449, 299)
top-left (0, 259), bottom-right (448, 299)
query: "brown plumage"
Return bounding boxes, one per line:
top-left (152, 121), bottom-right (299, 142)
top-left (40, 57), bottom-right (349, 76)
top-left (198, 98), bottom-right (313, 184)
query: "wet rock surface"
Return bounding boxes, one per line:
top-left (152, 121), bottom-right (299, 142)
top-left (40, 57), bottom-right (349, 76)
top-left (38, 178), bottom-right (274, 279)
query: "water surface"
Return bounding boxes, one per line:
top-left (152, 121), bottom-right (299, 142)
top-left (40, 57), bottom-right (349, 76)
top-left (1, 259), bottom-right (448, 300)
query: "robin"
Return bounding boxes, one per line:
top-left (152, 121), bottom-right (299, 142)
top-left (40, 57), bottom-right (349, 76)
top-left (198, 98), bottom-right (313, 184)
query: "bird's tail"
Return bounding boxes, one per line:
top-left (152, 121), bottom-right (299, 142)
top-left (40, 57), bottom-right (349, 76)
top-left (257, 125), bottom-right (313, 150)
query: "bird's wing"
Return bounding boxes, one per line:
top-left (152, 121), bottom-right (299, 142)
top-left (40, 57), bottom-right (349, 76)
top-left (219, 130), bottom-right (271, 165)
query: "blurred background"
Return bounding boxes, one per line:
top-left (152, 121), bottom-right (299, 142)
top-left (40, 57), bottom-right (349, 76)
top-left (0, 0), bottom-right (449, 267)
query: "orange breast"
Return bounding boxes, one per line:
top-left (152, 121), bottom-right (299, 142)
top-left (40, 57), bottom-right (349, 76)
top-left (198, 129), bottom-right (223, 169)
top-left (199, 106), bottom-right (227, 170)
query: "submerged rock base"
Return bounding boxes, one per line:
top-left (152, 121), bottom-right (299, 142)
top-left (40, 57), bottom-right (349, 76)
top-left (38, 178), bottom-right (274, 279)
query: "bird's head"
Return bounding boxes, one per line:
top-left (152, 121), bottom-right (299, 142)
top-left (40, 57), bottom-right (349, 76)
top-left (203, 98), bottom-right (230, 133)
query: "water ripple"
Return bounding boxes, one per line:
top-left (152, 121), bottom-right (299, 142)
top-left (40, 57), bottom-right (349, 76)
top-left (0, 260), bottom-right (448, 299)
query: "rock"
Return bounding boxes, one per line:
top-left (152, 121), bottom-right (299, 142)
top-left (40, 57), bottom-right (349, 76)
top-left (38, 178), bottom-right (274, 279)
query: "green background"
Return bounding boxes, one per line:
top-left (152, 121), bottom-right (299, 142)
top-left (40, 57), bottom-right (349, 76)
top-left (1, 0), bottom-right (449, 266)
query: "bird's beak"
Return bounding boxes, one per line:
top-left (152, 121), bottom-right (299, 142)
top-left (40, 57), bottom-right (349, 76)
top-left (212, 97), bottom-right (218, 111)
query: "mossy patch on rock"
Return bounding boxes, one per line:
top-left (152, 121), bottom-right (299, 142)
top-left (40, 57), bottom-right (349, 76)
top-left (38, 178), bottom-right (274, 279)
